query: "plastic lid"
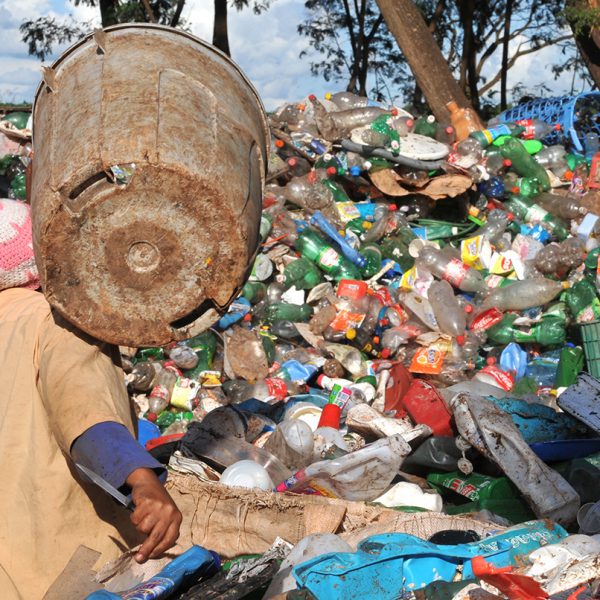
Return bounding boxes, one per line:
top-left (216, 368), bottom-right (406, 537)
top-left (325, 92), bottom-right (332, 100)
top-left (275, 139), bottom-right (285, 148)
top-left (380, 348), bottom-right (391, 359)
top-left (308, 94), bottom-right (317, 101)
top-left (391, 107), bottom-right (399, 116)
top-left (426, 115), bottom-right (435, 123)
top-left (388, 204), bottom-right (398, 211)
top-left (554, 123), bottom-right (562, 130)
top-left (326, 166), bottom-right (337, 176)
top-left (456, 335), bottom-right (466, 346)
top-left (288, 157), bottom-right (298, 166)
top-left (363, 221), bottom-right (373, 230)
top-left (346, 328), bottom-right (357, 340)
top-left (406, 119), bottom-right (414, 128)
top-left (486, 356), bottom-right (496, 365)
top-left (464, 304), bottom-right (474, 314)
top-left (220, 460), bottom-right (274, 491)
top-left (503, 159), bottom-right (512, 167)
top-left (317, 403), bottom-right (341, 430)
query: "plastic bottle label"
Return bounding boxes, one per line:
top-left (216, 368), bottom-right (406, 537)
top-left (170, 377), bottom-right (198, 411)
top-left (329, 309), bottom-right (366, 332)
top-left (121, 576), bottom-right (175, 599)
top-left (515, 119), bottom-right (535, 140)
top-left (149, 384), bottom-right (170, 402)
top-left (461, 236), bottom-right (487, 270)
top-left (265, 377), bottom-right (288, 401)
top-left (336, 201), bottom-right (361, 223)
top-left (409, 346), bottom-right (446, 375)
top-left (524, 204), bottom-right (549, 223)
top-left (329, 384), bottom-right (352, 409)
top-left (442, 258), bottom-right (469, 287)
top-left (470, 308), bottom-right (504, 331)
top-left (317, 247), bottom-right (341, 269)
top-left (478, 365), bottom-right (514, 391)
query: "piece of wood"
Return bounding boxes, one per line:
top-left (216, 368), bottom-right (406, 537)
top-left (375, 0), bottom-right (472, 122)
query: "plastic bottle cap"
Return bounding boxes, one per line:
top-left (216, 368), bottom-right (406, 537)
top-left (456, 335), bottom-right (466, 346)
top-left (346, 328), bottom-right (357, 340)
top-left (511, 186), bottom-right (520, 194)
top-left (391, 107), bottom-right (399, 116)
top-left (445, 126), bottom-right (454, 134)
top-left (406, 119), bottom-right (414, 129)
top-left (388, 204), bottom-right (398, 211)
top-left (363, 221), bottom-right (373, 230)
top-left (426, 115), bottom-right (435, 123)
top-left (147, 412), bottom-right (157, 422)
top-left (554, 124), bottom-right (562, 130)
top-left (288, 157), bottom-right (298, 166)
top-left (275, 139), bottom-right (285, 148)
top-left (486, 356), bottom-right (496, 365)
top-left (308, 94), bottom-right (317, 101)
top-left (297, 103), bottom-right (306, 112)
top-left (326, 166), bottom-right (337, 176)
top-left (565, 170), bottom-right (573, 181)
top-left (373, 336), bottom-right (380, 344)
top-left (325, 92), bottom-right (332, 100)
top-left (464, 304), bottom-right (473, 314)
top-left (506, 213), bottom-right (514, 221)
top-left (486, 201), bottom-right (496, 211)
top-left (503, 159), bottom-right (512, 167)
top-left (243, 313), bottom-right (252, 321)
top-left (380, 318), bottom-right (390, 326)
top-left (317, 403), bottom-right (341, 430)
top-left (380, 348), bottom-right (391, 359)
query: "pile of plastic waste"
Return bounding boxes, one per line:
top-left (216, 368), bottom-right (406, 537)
top-left (106, 90), bottom-right (600, 598)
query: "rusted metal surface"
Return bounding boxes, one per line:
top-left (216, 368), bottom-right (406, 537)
top-left (31, 24), bottom-right (269, 347)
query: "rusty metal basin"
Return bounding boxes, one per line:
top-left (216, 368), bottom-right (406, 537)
top-left (31, 24), bottom-right (268, 347)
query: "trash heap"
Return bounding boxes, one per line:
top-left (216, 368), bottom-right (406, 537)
top-left (5, 91), bottom-right (600, 598)
top-left (0, 111), bottom-right (31, 200)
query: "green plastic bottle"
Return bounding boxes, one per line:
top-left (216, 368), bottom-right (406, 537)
top-left (282, 257), bottom-right (324, 290)
top-left (565, 278), bottom-right (600, 323)
top-left (509, 177), bottom-right (542, 198)
top-left (183, 330), bottom-right (218, 379)
top-left (241, 281), bottom-right (267, 304)
top-left (413, 115), bottom-right (437, 138)
top-left (321, 178), bottom-right (351, 203)
top-left (501, 137), bottom-right (550, 191)
top-left (263, 302), bottom-right (314, 324)
top-left (503, 195), bottom-right (569, 240)
top-left (555, 344), bottom-right (584, 388)
top-left (486, 313), bottom-right (519, 345)
top-left (360, 244), bottom-right (383, 278)
top-left (512, 317), bottom-right (566, 345)
top-left (295, 228), bottom-right (361, 280)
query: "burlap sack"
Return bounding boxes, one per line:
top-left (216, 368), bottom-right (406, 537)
top-left (165, 472), bottom-right (402, 558)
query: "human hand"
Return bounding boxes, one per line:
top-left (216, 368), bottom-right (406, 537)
top-left (126, 468), bottom-right (182, 563)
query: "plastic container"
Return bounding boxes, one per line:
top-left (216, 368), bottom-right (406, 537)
top-left (494, 92), bottom-right (600, 153)
top-left (577, 500), bottom-right (600, 535)
top-left (31, 24), bottom-right (269, 347)
top-left (220, 460), bottom-right (274, 491)
top-left (580, 320), bottom-right (600, 378)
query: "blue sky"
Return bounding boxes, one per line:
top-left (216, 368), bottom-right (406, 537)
top-left (0, 0), bottom-right (593, 111)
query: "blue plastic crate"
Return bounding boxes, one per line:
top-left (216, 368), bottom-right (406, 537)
top-left (495, 92), bottom-right (600, 154)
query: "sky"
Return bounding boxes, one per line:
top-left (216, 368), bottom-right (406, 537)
top-left (0, 0), bottom-right (593, 112)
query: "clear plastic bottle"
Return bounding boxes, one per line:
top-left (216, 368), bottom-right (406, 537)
top-left (361, 204), bottom-right (390, 243)
top-left (515, 118), bottom-right (562, 140)
top-left (535, 145), bottom-right (567, 169)
top-left (264, 420), bottom-right (315, 470)
top-left (325, 91), bottom-right (369, 110)
top-left (286, 156), bottom-right (312, 177)
top-left (167, 345), bottom-right (200, 370)
top-left (474, 210), bottom-right (511, 251)
top-left (275, 434), bottom-right (411, 501)
top-left (417, 246), bottom-right (486, 293)
top-left (480, 278), bottom-right (566, 311)
top-left (533, 237), bottom-right (585, 275)
top-left (427, 280), bottom-right (467, 343)
top-left (147, 366), bottom-right (179, 414)
top-left (536, 191), bottom-right (587, 220)
top-left (222, 377), bottom-right (305, 403)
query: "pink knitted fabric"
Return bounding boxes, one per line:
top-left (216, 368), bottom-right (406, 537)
top-left (0, 199), bottom-right (40, 291)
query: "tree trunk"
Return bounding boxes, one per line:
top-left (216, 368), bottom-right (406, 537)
top-left (213, 0), bottom-right (231, 56)
top-left (375, 0), bottom-right (472, 122)
top-left (457, 0), bottom-right (480, 111)
top-left (99, 0), bottom-right (119, 27)
top-left (500, 0), bottom-right (514, 110)
top-left (566, 0), bottom-right (600, 88)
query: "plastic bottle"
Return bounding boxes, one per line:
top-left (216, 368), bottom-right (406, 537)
top-left (264, 420), bottom-right (315, 470)
top-left (501, 138), bottom-right (551, 189)
top-left (434, 122), bottom-right (456, 145)
top-left (325, 91), bottom-right (369, 109)
top-left (360, 204), bottom-right (391, 243)
top-left (295, 227), bottom-right (361, 280)
top-left (417, 246), bottom-right (486, 293)
top-left (264, 302), bottom-right (314, 323)
top-left (446, 100), bottom-right (484, 142)
top-left (360, 244), bottom-right (383, 278)
top-left (310, 211), bottom-right (366, 268)
top-left (222, 377), bottom-right (305, 403)
top-left (481, 278), bottom-right (566, 311)
top-left (533, 237), bottom-right (585, 276)
top-left (283, 169), bottom-right (337, 212)
top-left (469, 123), bottom-right (524, 149)
top-left (427, 280), bottom-right (467, 343)
top-left (555, 344), bottom-right (584, 388)
top-left (167, 345), bottom-right (199, 370)
top-left (584, 132), bottom-right (600, 163)
top-left (413, 115), bottom-right (437, 138)
top-left (147, 367), bottom-right (179, 414)
top-left (316, 374), bottom-right (375, 404)
top-left (275, 434), bottom-right (411, 501)
top-left (536, 191), bottom-right (587, 219)
top-left (503, 195), bottom-right (570, 240)
top-left (86, 545), bottom-right (219, 600)
top-left (515, 118), bottom-right (562, 140)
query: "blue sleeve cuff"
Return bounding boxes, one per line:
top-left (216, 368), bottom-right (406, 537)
top-left (71, 421), bottom-right (167, 490)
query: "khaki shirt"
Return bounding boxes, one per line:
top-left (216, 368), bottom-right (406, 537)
top-left (0, 288), bottom-right (143, 599)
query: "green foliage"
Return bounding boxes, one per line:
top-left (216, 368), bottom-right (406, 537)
top-left (564, 5), bottom-right (600, 36)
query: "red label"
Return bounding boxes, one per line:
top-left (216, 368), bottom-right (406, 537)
top-left (516, 118), bottom-right (535, 140)
top-left (442, 258), bottom-right (469, 287)
top-left (471, 308), bottom-right (503, 331)
top-left (266, 377), bottom-right (288, 400)
top-left (479, 366), bottom-right (514, 391)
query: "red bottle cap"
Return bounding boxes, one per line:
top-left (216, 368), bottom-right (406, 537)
top-left (388, 203), bottom-right (398, 211)
top-left (503, 159), bottom-right (512, 167)
top-left (275, 139), bottom-right (285, 148)
top-left (326, 166), bottom-right (337, 176)
top-left (287, 157), bottom-right (298, 166)
top-left (391, 107), bottom-right (398, 116)
top-left (406, 119), bottom-right (414, 129)
top-left (446, 126), bottom-right (454, 134)
top-left (380, 347), bottom-right (391, 359)
top-left (456, 335), bottom-right (466, 346)
top-left (554, 123), bottom-right (562, 130)
top-left (486, 356), bottom-right (496, 365)
top-left (511, 186), bottom-right (520, 194)
top-left (317, 403), bottom-right (341, 430)
top-left (308, 94), bottom-right (317, 101)
top-left (464, 304), bottom-right (474, 314)
top-left (146, 412), bottom-right (158, 422)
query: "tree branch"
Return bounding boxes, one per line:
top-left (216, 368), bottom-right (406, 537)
top-left (141, 0), bottom-right (158, 22)
top-left (170, 0), bottom-right (185, 27)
